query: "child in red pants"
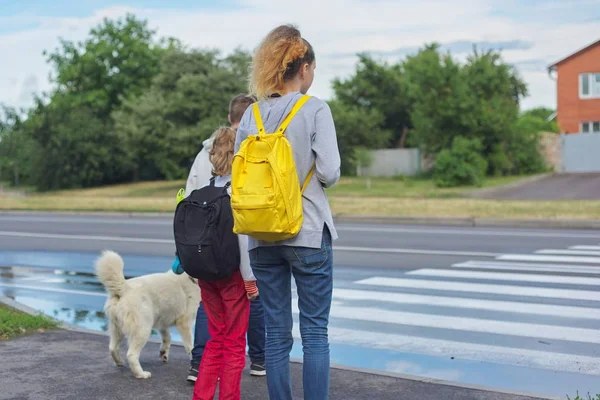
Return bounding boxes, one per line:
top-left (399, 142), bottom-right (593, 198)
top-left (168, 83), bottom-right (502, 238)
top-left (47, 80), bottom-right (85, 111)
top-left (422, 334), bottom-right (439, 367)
top-left (192, 127), bottom-right (258, 400)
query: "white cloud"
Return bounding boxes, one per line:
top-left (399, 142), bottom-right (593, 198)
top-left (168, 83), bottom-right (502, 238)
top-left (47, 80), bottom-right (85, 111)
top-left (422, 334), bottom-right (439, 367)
top-left (0, 0), bottom-right (599, 111)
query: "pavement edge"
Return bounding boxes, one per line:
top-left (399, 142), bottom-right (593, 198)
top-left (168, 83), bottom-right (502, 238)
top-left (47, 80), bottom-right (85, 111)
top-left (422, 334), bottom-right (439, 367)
top-left (3, 210), bottom-right (600, 230)
top-left (0, 296), bottom-right (558, 400)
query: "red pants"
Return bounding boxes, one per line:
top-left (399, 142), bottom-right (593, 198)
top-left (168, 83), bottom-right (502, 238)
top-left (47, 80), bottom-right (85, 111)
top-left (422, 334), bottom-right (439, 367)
top-left (192, 270), bottom-right (250, 400)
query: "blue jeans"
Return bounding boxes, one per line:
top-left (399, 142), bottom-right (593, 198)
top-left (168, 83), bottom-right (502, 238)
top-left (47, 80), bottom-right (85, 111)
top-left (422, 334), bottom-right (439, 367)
top-left (249, 227), bottom-right (333, 400)
top-left (191, 295), bottom-right (265, 367)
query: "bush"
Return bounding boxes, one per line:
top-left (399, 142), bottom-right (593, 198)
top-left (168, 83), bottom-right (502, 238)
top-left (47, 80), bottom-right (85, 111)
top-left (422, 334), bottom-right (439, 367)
top-left (433, 137), bottom-right (488, 188)
top-left (507, 115), bottom-right (548, 175)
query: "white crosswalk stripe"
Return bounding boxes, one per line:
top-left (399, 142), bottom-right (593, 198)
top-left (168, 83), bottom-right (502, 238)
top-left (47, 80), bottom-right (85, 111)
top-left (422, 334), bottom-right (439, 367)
top-left (497, 254), bottom-right (600, 264)
top-left (332, 287), bottom-right (600, 319)
top-left (406, 268), bottom-right (600, 285)
top-left (570, 245), bottom-right (600, 251)
top-left (355, 276), bottom-right (600, 301)
top-left (453, 260), bottom-right (600, 274)
top-left (536, 249), bottom-right (600, 256)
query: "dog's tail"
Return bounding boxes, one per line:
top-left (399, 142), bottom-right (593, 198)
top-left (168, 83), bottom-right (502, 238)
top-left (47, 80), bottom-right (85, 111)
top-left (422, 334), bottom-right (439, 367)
top-left (95, 250), bottom-right (126, 298)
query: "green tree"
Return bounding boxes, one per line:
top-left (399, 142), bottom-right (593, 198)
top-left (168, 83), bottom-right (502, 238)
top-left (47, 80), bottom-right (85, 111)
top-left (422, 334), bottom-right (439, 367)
top-left (0, 106), bottom-right (36, 187)
top-left (113, 49), bottom-right (251, 180)
top-left (462, 48), bottom-right (528, 174)
top-left (519, 107), bottom-right (559, 133)
top-left (328, 100), bottom-right (391, 174)
top-left (403, 44), bottom-right (472, 154)
top-left (23, 14), bottom-right (170, 190)
top-left (505, 114), bottom-right (548, 175)
top-left (332, 54), bottom-right (409, 148)
top-left (44, 13), bottom-right (170, 117)
top-left (23, 97), bottom-right (129, 190)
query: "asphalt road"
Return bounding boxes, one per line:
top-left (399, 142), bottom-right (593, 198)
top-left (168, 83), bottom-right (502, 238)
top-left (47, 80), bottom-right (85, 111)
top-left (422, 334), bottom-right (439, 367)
top-left (2, 212), bottom-right (600, 398)
top-left (3, 212), bottom-right (600, 272)
top-left (480, 173), bottom-right (600, 200)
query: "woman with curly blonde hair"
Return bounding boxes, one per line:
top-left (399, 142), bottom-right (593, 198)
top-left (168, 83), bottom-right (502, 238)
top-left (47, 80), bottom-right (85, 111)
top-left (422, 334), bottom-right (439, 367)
top-left (234, 24), bottom-right (341, 400)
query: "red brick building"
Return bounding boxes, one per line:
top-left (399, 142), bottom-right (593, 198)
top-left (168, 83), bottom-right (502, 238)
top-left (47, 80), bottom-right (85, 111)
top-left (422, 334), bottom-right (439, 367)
top-left (548, 39), bottom-right (600, 134)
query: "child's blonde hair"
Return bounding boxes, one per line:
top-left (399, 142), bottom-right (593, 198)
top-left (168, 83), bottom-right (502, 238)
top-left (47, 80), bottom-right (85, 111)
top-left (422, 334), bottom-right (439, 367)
top-left (209, 127), bottom-right (236, 177)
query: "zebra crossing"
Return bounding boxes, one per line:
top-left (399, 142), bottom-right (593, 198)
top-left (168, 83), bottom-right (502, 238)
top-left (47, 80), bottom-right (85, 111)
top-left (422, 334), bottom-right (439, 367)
top-left (3, 239), bottom-right (600, 385)
top-left (304, 242), bottom-right (600, 378)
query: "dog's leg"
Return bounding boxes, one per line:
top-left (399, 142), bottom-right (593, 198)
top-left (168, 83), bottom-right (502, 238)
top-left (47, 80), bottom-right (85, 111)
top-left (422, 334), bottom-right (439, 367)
top-left (108, 321), bottom-right (125, 366)
top-left (126, 329), bottom-right (152, 379)
top-left (175, 316), bottom-right (194, 357)
top-left (158, 328), bottom-right (171, 363)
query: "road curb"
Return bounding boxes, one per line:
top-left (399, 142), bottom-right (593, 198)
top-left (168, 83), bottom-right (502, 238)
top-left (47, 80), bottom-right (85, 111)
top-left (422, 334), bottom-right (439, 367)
top-left (3, 210), bottom-right (600, 230)
top-left (333, 214), bottom-right (600, 230)
top-left (0, 296), bottom-right (557, 400)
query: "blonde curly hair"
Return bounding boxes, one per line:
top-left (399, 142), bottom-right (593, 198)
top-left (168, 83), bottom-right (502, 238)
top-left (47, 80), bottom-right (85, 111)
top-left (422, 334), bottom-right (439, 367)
top-left (249, 24), bottom-right (315, 99)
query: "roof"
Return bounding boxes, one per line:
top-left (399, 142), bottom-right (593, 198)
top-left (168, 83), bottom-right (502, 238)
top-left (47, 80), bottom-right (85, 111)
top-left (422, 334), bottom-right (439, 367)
top-left (548, 39), bottom-right (600, 71)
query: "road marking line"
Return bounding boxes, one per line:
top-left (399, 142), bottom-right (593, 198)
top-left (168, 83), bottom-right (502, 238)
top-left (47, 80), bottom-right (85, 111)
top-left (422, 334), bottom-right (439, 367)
top-left (355, 277), bottom-right (600, 301)
top-left (0, 282), bottom-right (106, 297)
top-left (333, 288), bottom-right (600, 319)
top-left (0, 231), bottom-right (172, 244)
top-left (453, 261), bottom-right (600, 275)
top-left (536, 249), bottom-right (600, 256)
top-left (0, 231), bottom-right (498, 257)
top-left (407, 268), bottom-right (600, 286)
top-left (336, 226), bottom-right (600, 239)
top-left (570, 246), bottom-right (600, 251)
top-left (291, 326), bottom-right (600, 376)
top-left (0, 216), bottom-right (170, 226)
top-left (333, 246), bottom-right (499, 257)
top-left (497, 254), bottom-right (600, 264)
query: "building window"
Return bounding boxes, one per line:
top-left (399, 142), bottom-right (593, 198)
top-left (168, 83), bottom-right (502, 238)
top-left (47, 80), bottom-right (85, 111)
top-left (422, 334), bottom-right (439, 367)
top-left (580, 73), bottom-right (600, 99)
top-left (581, 121), bottom-right (600, 133)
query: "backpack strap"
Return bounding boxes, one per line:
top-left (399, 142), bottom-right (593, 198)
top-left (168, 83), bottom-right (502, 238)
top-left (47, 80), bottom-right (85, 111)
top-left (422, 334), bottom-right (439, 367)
top-left (301, 164), bottom-right (315, 194)
top-left (277, 95), bottom-right (311, 135)
top-left (209, 176), bottom-right (216, 187)
top-left (253, 95), bottom-right (311, 136)
top-left (252, 103), bottom-right (266, 136)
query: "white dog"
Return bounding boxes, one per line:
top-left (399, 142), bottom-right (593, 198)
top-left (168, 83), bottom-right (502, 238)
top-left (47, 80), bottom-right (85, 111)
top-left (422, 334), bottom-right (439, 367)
top-left (95, 250), bottom-right (201, 379)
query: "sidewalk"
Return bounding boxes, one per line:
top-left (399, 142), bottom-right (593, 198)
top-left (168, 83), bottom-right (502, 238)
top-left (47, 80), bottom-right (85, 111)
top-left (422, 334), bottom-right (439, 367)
top-left (0, 329), bottom-right (552, 400)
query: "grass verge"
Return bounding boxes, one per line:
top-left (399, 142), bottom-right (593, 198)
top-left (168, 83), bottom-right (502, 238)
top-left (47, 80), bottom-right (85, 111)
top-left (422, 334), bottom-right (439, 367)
top-left (0, 304), bottom-right (58, 340)
top-left (1, 175), bottom-right (599, 220)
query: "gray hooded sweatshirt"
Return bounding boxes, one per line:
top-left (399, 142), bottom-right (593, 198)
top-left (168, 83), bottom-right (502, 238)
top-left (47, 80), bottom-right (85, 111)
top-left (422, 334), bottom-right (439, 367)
top-left (234, 92), bottom-right (341, 250)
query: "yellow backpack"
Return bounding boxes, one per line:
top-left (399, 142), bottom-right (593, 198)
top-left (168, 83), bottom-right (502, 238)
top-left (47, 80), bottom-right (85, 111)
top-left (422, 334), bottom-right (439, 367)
top-left (231, 95), bottom-right (314, 242)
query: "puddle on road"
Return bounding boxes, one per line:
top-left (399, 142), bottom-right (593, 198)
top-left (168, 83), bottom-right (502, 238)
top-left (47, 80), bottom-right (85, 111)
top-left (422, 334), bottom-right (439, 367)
top-left (7, 295), bottom-right (177, 342)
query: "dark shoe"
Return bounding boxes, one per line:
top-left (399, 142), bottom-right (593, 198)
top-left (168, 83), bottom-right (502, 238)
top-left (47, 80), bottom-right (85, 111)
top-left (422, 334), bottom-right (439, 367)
top-left (250, 362), bottom-right (266, 376)
top-left (187, 365), bottom-right (199, 383)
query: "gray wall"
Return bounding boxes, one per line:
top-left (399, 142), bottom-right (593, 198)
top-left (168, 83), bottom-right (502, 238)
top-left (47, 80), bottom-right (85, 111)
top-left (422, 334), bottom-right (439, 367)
top-left (562, 133), bottom-right (600, 173)
top-left (366, 148), bottom-right (421, 177)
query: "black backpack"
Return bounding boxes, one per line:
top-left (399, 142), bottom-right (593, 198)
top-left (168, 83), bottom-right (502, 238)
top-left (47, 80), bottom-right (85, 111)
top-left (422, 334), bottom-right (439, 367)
top-left (173, 178), bottom-right (240, 281)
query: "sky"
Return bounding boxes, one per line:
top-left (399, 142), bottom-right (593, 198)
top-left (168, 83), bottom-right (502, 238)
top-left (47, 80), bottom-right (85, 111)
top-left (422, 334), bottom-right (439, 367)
top-left (1, 0), bottom-right (599, 112)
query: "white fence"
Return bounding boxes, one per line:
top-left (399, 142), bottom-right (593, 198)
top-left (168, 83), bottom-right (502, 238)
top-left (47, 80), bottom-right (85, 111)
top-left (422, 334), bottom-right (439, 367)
top-left (364, 148), bottom-right (421, 177)
top-left (562, 133), bottom-right (600, 173)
